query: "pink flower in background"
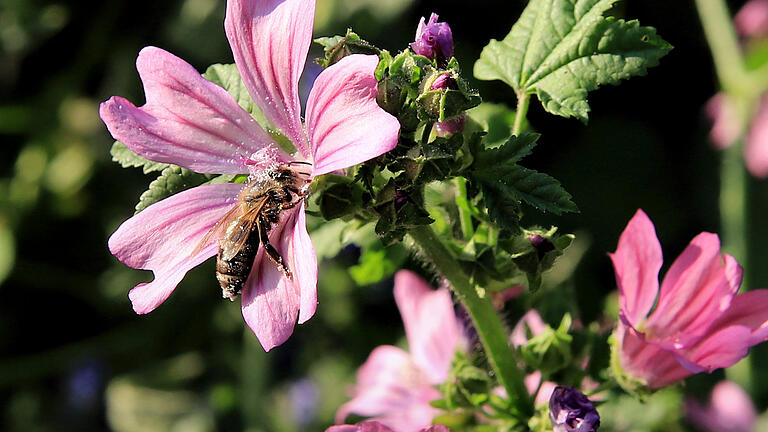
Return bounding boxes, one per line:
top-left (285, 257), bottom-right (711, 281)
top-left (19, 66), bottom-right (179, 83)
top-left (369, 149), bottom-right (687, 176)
top-left (686, 381), bottom-right (757, 432)
top-left (335, 271), bottom-right (465, 432)
top-left (707, 0), bottom-right (768, 177)
top-left (99, 0), bottom-right (399, 351)
top-left (707, 93), bottom-right (768, 178)
top-left (735, 0), bottom-right (768, 38)
top-left (327, 422), bottom-right (451, 432)
top-left (511, 310), bottom-right (557, 405)
top-left (610, 210), bottom-right (768, 388)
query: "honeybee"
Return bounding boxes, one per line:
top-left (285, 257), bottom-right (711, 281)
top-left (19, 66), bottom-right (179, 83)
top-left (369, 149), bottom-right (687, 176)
top-left (193, 163), bottom-right (311, 301)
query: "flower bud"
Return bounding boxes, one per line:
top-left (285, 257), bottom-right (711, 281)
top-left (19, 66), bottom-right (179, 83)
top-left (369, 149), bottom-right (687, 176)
top-left (434, 115), bottom-right (466, 137)
top-left (410, 13), bottom-right (454, 66)
top-left (430, 73), bottom-right (458, 91)
top-left (549, 386), bottom-right (601, 432)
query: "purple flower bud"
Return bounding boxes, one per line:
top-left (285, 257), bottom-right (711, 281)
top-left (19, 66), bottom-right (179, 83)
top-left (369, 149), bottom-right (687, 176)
top-left (530, 234), bottom-right (555, 259)
top-left (395, 189), bottom-right (409, 210)
top-left (430, 73), bottom-right (458, 91)
top-left (410, 13), bottom-right (454, 65)
top-left (549, 386), bottom-right (601, 432)
top-left (434, 114), bottom-right (466, 137)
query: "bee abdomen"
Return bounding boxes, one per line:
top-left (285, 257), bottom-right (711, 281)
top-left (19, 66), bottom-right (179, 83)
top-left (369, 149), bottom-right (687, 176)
top-left (216, 239), bottom-right (257, 301)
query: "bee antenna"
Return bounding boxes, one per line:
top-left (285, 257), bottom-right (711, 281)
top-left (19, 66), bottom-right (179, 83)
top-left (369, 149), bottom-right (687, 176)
top-left (288, 161), bottom-right (313, 166)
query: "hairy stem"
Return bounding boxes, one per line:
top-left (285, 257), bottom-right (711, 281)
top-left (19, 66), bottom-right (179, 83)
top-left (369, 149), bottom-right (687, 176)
top-left (454, 177), bottom-right (475, 239)
top-left (512, 92), bottom-right (530, 136)
top-left (408, 225), bottom-right (533, 416)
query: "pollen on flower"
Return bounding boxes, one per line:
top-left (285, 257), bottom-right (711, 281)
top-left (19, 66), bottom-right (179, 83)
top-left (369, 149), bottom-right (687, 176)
top-left (240, 147), bottom-right (282, 174)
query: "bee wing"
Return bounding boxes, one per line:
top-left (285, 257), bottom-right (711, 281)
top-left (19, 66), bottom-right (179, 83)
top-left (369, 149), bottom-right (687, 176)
top-left (189, 204), bottom-right (245, 259)
top-left (219, 197), bottom-right (271, 261)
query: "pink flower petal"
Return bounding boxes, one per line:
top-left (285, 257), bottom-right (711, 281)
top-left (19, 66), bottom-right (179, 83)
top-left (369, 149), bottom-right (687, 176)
top-left (735, 0), bottom-right (768, 38)
top-left (305, 55), bottom-right (400, 176)
top-left (292, 202), bottom-right (318, 324)
top-left (225, 0), bottom-right (313, 156)
top-left (687, 381), bottom-right (757, 432)
top-left (608, 209), bottom-right (662, 328)
top-left (744, 97), bottom-right (768, 178)
top-left (394, 271), bottom-right (460, 384)
top-left (100, 47), bottom-right (280, 174)
top-left (708, 290), bottom-right (768, 345)
top-left (678, 325), bottom-right (752, 373)
top-left (108, 183), bottom-right (243, 313)
top-left (646, 232), bottom-right (741, 348)
top-left (335, 345), bottom-right (439, 432)
top-left (616, 322), bottom-right (692, 389)
top-left (706, 93), bottom-right (741, 150)
top-left (241, 206), bottom-right (309, 351)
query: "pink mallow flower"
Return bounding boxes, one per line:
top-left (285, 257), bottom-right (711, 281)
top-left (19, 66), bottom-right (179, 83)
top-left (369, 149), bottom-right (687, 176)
top-left (335, 271), bottom-right (465, 432)
top-left (686, 381), bottom-right (757, 432)
top-left (327, 422), bottom-right (450, 432)
top-left (610, 209), bottom-right (768, 389)
top-left (99, 0), bottom-right (399, 351)
top-left (735, 0), bottom-right (768, 38)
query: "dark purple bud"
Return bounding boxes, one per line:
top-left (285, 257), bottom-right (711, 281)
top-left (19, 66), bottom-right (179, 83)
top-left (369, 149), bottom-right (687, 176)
top-left (530, 234), bottom-right (555, 259)
top-left (549, 386), bottom-right (601, 432)
top-left (410, 13), bottom-right (454, 66)
top-left (434, 114), bottom-right (467, 137)
top-left (430, 73), bottom-right (458, 91)
top-left (395, 189), bottom-right (410, 210)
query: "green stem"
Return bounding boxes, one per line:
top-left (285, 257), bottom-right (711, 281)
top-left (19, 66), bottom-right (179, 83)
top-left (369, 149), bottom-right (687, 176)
top-left (408, 225), bottom-right (533, 416)
top-left (720, 141), bottom-right (749, 288)
top-left (454, 177), bottom-right (475, 239)
top-left (512, 92), bottom-right (530, 136)
top-left (696, 0), bottom-right (754, 390)
top-left (694, 0), bottom-right (750, 95)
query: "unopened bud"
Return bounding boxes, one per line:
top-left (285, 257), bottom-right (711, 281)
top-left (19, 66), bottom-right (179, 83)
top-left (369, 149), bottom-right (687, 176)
top-left (410, 13), bottom-right (454, 66)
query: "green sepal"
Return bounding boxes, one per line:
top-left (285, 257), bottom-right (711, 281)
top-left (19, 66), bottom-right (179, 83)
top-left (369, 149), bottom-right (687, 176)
top-left (437, 350), bottom-right (492, 411)
top-left (609, 330), bottom-right (654, 399)
top-left (519, 314), bottom-right (573, 374)
top-left (314, 29), bottom-right (380, 68)
top-left (474, 0), bottom-right (672, 122)
top-left (500, 227), bottom-right (574, 291)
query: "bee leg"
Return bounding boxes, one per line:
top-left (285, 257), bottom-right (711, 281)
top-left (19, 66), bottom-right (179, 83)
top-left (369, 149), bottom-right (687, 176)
top-left (258, 216), bottom-right (292, 279)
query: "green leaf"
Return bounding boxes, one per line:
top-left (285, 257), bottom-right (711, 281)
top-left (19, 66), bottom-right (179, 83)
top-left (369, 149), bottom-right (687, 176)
top-left (134, 166), bottom-right (212, 214)
top-left (476, 164), bottom-right (577, 215)
top-left (474, 0), bottom-right (672, 122)
top-left (110, 141), bottom-right (170, 174)
top-left (475, 132), bottom-right (540, 166)
top-left (348, 244), bottom-right (407, 286)
top-left (202, 63), bottom-right (260, 118)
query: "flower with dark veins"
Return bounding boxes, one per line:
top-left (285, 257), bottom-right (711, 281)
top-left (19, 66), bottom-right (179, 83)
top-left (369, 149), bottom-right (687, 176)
top-left (99, 0), bottom-right (399, 351)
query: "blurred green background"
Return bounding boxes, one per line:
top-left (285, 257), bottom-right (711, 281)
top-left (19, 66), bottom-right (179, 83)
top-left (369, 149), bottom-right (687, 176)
top-left (1, 0), bottom-right (766, 430)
